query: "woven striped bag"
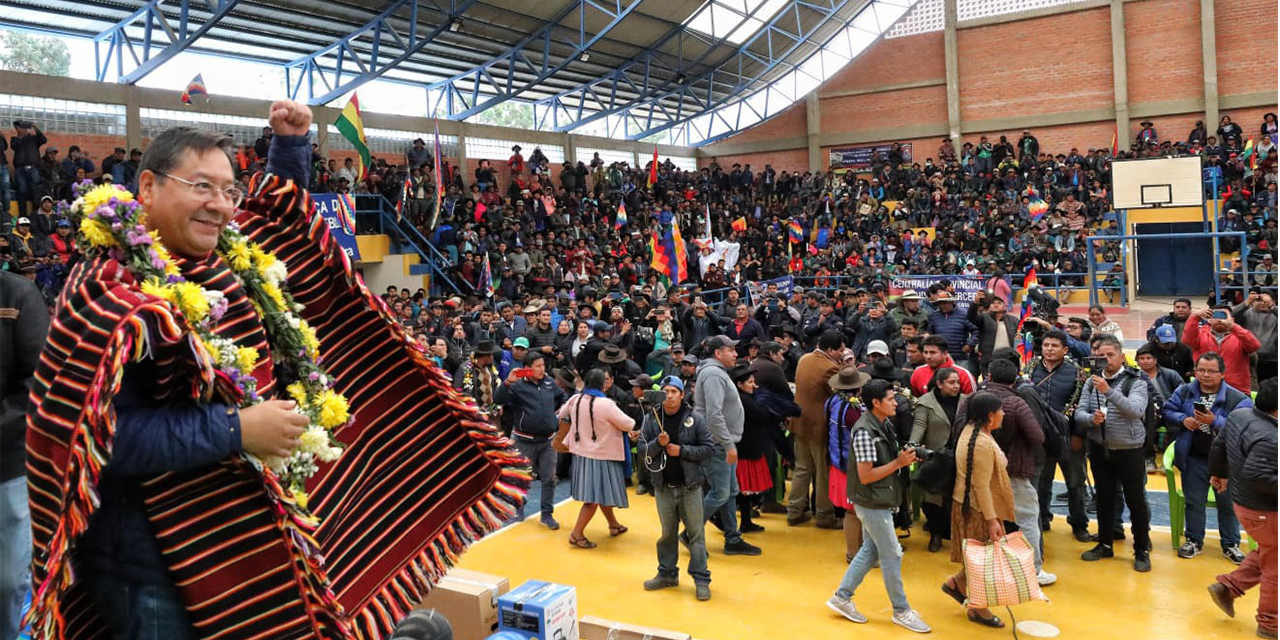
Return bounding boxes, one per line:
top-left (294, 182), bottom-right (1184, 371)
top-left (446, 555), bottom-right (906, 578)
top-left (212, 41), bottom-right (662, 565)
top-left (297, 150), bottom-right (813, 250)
top-left (961, 531), bottom-right (1048, 609)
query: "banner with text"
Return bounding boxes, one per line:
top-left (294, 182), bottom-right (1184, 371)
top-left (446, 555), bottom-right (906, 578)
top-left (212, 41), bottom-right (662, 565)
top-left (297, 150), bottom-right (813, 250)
top-left (828, 143), bottom-right (913, 170)
top-left (888, 275), bottom-right (1009, 314)
top-left (747, 276), bottom-right (794, 307)
top-left (312, 193), bottom-right (362, 261)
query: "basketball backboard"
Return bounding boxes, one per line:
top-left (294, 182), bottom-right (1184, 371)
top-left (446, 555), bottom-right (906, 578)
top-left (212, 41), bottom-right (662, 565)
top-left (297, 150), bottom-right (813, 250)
top-left (1111, 156), bottom-right (1204, 209)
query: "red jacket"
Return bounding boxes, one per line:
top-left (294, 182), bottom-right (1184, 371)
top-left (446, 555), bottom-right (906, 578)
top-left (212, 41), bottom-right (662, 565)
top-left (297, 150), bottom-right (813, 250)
top-left (1181, 319), bottom-right (1261, 392)
top-left (910, 356), bottom-right (976, 397)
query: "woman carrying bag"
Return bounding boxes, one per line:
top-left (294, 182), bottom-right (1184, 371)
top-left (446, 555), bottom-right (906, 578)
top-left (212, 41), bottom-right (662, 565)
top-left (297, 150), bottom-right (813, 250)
top-left (557, 368), bottom-right (638, 549)
top-left (942, 392), bottom-right (1015, 628)
top-left (911, 367), bottom-right (967, 553)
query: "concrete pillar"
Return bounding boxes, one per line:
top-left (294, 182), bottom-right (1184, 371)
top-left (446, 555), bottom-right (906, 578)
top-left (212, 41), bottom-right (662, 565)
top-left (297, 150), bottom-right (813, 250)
top-left (124, 85), bottom-right (142, 151)
top-left (1200, 0), bottom-right (1219, 128)
top-left (943, 0), bottom-right (961, 142)
top-left (565, 133), bottom-right (578, 165)
top-left (456, 131), bottom-right (469, 185)
top-left (806, 92), bottom-right (822, 173)
top-left (314, 106), bottom-right (331, 155)
top-left (1111, 0), bottom-right (1129, 151)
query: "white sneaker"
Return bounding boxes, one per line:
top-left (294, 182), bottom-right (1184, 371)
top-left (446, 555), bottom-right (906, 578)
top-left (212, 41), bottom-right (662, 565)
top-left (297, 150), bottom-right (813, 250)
top-left (892, 609), bottom-right (932, 633)
top-left (826, 595), bottom-right (867, 623)
top-left (1037, 570), bottom-right (1057, 586)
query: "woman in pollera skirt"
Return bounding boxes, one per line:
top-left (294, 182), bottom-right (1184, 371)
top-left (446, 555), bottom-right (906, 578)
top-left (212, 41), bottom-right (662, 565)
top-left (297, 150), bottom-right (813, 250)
top-left (732, 364), bottom-right (774, 534)
top-left (559, 368), bottom-right (637, 549)
top-left (825, 365), bottom-right (871, 562)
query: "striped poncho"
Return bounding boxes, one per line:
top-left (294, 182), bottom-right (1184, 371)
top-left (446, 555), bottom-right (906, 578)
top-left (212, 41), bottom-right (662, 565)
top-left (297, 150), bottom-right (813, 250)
top-left (26, 173), bottom-right (528, 639)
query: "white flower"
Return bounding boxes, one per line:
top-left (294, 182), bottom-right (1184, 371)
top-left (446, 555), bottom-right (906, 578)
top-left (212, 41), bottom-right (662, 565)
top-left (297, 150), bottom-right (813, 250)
top-left (318, 446), bottom-right (342, 463)
top-left (298, 427), bottom-right (329, 454)
top-left (285, 314), bottom-right (301, 329)
top-left (263, 260), bottom-right (288, 285)
top-left (201, 288), bottom-right (226, 308)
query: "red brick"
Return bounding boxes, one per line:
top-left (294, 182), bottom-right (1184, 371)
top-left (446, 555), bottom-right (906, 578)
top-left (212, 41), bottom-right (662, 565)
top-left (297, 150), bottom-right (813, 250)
top-left (1126, 0), bottom-right (1203, 105)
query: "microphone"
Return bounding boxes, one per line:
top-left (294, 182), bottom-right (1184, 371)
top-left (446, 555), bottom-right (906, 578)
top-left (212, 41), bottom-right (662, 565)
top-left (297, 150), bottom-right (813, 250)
top-left (388, 609), bottom-right (453, 640)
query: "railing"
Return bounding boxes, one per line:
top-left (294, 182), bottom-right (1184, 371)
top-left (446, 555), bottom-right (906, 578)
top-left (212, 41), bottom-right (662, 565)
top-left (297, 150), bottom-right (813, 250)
top-left (348, 193), bottom-right (469, 295)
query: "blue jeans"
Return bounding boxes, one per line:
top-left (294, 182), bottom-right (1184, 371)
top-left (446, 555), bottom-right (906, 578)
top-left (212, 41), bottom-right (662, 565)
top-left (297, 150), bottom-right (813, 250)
top-left (0, 477), bottom-right (30, 640)
top-left (1183, 454), bottom-right (1241, 546)
top-left (81, 569), bottom-right (196, 640)
top-left (836, 505), bottom-right (910, 614)
top-left (0, 165), bottom-right (10, 217)
top-left (654, 484), bottom-right (710, 585)
top-left (702, 446), bottom-right (742, 546)
top-left (12, 165), bottom-right (39, 217)
top-left (513, 438), bottom-right (557, 518)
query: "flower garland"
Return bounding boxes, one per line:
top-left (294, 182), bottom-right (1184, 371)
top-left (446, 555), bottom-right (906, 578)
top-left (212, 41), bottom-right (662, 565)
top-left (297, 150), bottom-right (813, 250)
top-left (73, 181), bottom-right (348, 506)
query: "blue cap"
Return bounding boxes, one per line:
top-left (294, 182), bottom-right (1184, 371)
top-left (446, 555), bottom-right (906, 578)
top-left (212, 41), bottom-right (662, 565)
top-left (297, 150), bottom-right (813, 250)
top-left (1155, 325), bottom-right (1177, 344)
top-left (660, 375), bottom-right (684, 392)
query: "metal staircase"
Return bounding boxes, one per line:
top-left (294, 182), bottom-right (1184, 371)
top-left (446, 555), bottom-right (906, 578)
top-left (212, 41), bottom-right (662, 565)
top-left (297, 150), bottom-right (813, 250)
top-left (350, 194), bottom-right (469, 295)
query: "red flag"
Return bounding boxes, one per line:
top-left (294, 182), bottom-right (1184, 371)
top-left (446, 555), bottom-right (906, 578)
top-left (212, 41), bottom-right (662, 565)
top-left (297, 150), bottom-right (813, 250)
top-left (1111, 128), bottom-right (1118, 156)
top-left (474, 201), bottom-right (487, 223)
top-left (731, 217), bottom-right (747, 232)
top-left (647, 147), bottom-right (659, 189)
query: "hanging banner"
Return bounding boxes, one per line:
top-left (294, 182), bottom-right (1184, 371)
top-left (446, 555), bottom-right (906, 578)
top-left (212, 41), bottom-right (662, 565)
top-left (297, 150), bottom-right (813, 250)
top-left (887, 275), bottom-right (1009, 313)
top-left (828, 143), bottom-right (914, 170)
top-left (746, 276), bottom-right (795, 307)
top-left (312, 193), bottom-right (363, 261)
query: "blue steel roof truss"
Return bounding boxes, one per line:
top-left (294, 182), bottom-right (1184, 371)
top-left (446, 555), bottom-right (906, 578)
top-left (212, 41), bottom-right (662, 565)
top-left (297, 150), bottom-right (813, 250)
top-left (93, 0), bottom-right (243, 83)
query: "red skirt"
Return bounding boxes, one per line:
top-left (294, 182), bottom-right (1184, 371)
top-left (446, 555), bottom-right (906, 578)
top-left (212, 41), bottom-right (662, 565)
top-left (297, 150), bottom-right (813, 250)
top-left (829, 466), bottom-right (854, 508)
top-left (736, 457), bottom-right (773, 494)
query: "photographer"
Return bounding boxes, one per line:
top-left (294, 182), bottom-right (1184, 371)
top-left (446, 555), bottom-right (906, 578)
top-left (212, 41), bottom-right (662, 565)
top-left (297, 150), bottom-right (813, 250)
top-left (496, 353), bottom-right (568, 530)
top-left (967, 290), bottom-right (1019, 376)
top-left (10, 120), bottom-right (46, 218)
top-left (638, 377), bottom-right (715, 601)
top-left (1030, 330), bottom-right (1091, 541)
top-left (1162, 353), bottom-right (1253, 563)
top-left (1074, 334), bottom-right (1153, 572)
top-left (1183, 305), bottom-right (1262, 393)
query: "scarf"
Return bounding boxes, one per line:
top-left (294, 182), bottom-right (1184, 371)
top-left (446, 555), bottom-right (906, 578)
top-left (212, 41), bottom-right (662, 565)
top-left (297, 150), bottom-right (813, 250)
top-left (26, 173), bottom-right (528, 640)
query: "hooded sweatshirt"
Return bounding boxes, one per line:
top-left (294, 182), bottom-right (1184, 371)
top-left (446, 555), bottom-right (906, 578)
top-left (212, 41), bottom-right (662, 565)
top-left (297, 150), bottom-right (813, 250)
top-left (694, 358), bottom-right (743, 448)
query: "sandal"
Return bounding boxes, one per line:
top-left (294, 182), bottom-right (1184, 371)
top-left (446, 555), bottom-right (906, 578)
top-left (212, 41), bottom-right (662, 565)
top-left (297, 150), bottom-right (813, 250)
top-left (967, 610), bottom-right (1004, 628)
top-left (609, 524), bottom-right (629, 537)
top-left (941, 580), bottom-right (966, 606)
top-left (568, 534), bottom-right (597, 549)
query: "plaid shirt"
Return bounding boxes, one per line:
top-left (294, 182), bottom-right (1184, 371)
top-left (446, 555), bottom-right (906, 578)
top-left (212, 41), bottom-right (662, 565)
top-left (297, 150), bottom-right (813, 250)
top-left (851, 429), bottom-right (878, 464)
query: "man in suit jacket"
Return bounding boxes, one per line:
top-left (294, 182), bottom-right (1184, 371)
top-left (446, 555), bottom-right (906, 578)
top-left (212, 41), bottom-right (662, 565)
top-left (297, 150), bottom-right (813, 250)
top-left (968, 290), bottom-right (1019, 376)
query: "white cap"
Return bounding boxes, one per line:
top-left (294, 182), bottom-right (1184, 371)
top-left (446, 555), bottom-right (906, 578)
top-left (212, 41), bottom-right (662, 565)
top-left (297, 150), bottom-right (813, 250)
top-left (867, 340), bottom-right (889, 356)
top-left (15, 217), bottom-right (30, 225)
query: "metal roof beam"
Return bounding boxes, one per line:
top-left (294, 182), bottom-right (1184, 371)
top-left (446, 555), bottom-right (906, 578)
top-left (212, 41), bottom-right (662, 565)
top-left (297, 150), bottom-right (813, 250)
top-left (92, 0), bottom-right (244, 83)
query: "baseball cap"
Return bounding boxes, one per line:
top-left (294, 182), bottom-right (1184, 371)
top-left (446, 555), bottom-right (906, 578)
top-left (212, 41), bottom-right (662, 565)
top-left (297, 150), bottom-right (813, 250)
top-left (660, 375), bottom-right (685, 392)
top-left (705, 336), bottom-right (739, 351)
top-left (56, 219), bottom-right (71, 228)
top-left (867, 340), bottom-right (890, 356)
top-left (15, 217), bottom-right (30, 225)
top-left (1155, 325), bottom-right (1177, 344)
top-left (512, 337), bottom-right (531, 349)
top-left (680, 354), bottom-right (698, 365)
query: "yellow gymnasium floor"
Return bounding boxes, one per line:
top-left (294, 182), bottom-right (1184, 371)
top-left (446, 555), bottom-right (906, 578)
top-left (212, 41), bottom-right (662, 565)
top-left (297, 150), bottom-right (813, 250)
top-left (456, 488), bottom-right (1260, 640)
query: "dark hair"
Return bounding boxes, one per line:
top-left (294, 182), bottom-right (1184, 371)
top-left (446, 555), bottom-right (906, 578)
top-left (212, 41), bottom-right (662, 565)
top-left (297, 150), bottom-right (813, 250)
top-left (1042, 329), bottom-right (1069, 348)
top-left (860, 379), bottom-right (895, 407)
top-left (905, 335), bottom-right (925, 348)
top-left (991, 346), bottom-right (1020, 369)
top-left (989, 359), bottom-right (1018, 384)
top-left (1093, 333), bottom-right (1123, 353)
top-left (582, 368), bottom-right (608, 390)
top-left (928, 366), bottom-right (959, 392)
top-left (524, 351), bottom-right (547, 366)
top-left (922, 334), bottom-right (949, 352)
top-left (1135, 343), bottom-right (1156, 358)
top-left (139, 126), bottom-right (234, 178)
top-left (965, 392), bottom-right (1004, 430)
top-left (818, 330), bottom-right (845, 351)
top-left (900, 318), bottom-right (919, 329)
top-left (1196, 352), bottom-right (1226, 373)
top-left (1255, 378), bottom-right (1277, 413)
top-left (1088, 304), bottom-right (1106, 314)
top-left (1174, 298), bottom-right (1192, 306)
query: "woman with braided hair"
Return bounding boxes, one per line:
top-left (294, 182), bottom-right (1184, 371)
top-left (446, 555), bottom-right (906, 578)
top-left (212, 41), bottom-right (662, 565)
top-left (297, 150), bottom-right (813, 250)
top-left (941, 391), bottom-right (1014, 628)
top-left (559, 368), bottom-right (637, 548)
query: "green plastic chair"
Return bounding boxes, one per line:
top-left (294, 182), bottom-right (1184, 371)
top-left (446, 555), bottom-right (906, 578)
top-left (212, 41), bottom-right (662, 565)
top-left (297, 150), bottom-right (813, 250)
top-left (1162, 442), bottom-right (1254, 551)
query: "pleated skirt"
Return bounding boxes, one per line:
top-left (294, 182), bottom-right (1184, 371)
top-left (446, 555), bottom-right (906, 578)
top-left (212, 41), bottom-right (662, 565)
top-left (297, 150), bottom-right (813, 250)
top-left (570, 456), bottom-right (630, 508)
top-left (736, 457), bottom-right (773, 494)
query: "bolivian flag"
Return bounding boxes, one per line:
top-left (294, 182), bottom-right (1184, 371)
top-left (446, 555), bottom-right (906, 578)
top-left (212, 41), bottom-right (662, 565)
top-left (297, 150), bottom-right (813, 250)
top-left (336, 94), bottom-right (371, 182)
top-left (1242, 138), bottom-right (1255, 170)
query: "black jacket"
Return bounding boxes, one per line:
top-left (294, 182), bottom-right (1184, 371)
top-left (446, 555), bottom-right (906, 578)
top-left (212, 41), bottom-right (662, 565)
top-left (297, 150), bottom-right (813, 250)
top-left (1209, 407), bottom-right (1277, 512)
top-left (9, 127), bottom-right (47, 167)
top-left (967, 302), bottom-right (1018, 368)
top-left (1, 271), bottom-right (49, 480)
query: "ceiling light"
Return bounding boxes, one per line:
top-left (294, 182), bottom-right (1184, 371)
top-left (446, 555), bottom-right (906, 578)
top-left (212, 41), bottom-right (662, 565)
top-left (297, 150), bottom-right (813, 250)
top-left (580, 53), bottom-right (590, 62)
top-left (676, 73), bottom-right (687, 84)
top-left (449, 19), bottom-right (462, 32)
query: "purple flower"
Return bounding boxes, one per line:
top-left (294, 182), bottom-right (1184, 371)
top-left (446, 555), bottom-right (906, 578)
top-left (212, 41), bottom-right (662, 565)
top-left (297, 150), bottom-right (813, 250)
top-left (167, 274), bottom-right (182, 284)
top-left (308, 371), bottom-right (321, 381)
top-left (151, 256), bottom-right (167, 270)
top-left (108, 248), bottom-right (125, 262)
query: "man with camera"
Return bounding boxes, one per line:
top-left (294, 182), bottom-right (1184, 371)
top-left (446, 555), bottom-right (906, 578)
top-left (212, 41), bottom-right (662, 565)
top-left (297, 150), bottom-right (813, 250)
top-left (1031, 330), bottom-right (1091, 542)
top-left (1162, 353), bottom-right (1253, 563)
top-left (9, 119), bottom-right (46, 218)
top-left (1074, 334), bottom-right (1154, 572)
top-left (1234, 291), bottom-right (1278, 385)
top-left (496, 352), bottom-right (568, 530)
top-left (967, 290), bottom-right (1019, 377)
top-left (638, 377), bottom-right (716, 601)
top-left (1183, 305), bottom-right (1262, 393)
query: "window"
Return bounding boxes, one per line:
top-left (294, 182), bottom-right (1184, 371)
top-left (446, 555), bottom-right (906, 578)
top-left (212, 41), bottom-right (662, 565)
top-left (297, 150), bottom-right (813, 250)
top-left (466, 137), bottom-right (564, 163)
top-left (685, 0), bottom-right (791, 45)
top-left (0, 95), bottom-right (126, 137)
top-left (888, 0), bottom-right (1094, 38)
top-left (141, 108), bottom-right (263, 144)
top-left (577, 147), bottom-right (635, 167)
top-left (667, 156), bottom-right (698, 171)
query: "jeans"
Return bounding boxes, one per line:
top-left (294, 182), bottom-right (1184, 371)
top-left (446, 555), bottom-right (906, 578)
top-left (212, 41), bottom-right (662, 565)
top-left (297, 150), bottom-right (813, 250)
top-left (1089, 447), bottom-right (1151, 551)
top-left (0, 165), bottom-right (10, 218)
top-left (1038, 446), bottom-right (1088, 532)
top-left (786, 437), bottom-right (833, 521)
top-left (81, 569), bottom-right (196, 640)
top-left (654, 485), bottom-right (710, 585)
top-left (1182, 454), bottom-right (1241, 547)
top-left (12, 165), bottom-right (38, 218)
top-left (836, 505), bottom-right (910, 614)
top-left (1010, 477), bottom-right (1043, 571)
top-left (1218, 505), bottom-right (1277, 631)
top-left (513, 438), bottom-right (557, 518)
top-left (702, 445), bottom-right (742, 545)
top-left (1, 477), bottom-right (30, 640)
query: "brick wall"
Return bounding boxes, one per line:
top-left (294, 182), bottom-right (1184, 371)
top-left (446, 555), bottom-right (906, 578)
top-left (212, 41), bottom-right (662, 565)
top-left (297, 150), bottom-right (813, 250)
top-left (699, 148), bottom-right (809, 173)
top-left (822, 85), bottom-right (948, 133)
top-left (1126, 0), bottom-right (1202, 105)
top-left (821, 32), bottom-right (945, 94)
top-left (1214, 0), bottom-right (1278, 97)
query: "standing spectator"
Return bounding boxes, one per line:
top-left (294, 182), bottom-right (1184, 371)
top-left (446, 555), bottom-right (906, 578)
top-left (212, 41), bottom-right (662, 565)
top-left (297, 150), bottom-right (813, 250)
top-left (1087, 305), bottom-right (1125, 343)
top-left (910, 334), bottom-right (976, 397)
top-left (252, 126), bottom-right (273, 161)
top-left (732, 364), bottom-right (775, 534)
top-left (1075, 334), bottom-right (1153, 572)
top-left (61, 145), bottom-right (94, 178)
top-left (0, 135), bottom-right (8, 217)
top-left (0, 270), bottom-right (50, 640)
top-left (825, 380), bottom-right (930, 634)
top-left (927, 292), bottom-right (976, 375)
top-left (1234, 291), bottom-right (1278, 385)
top-left (1134, 342), bottom-right (1185, 471)
top-left (407, 138), bottom-right (430, 169)
top-left (1147, 298), bottom-right (1194, 342)
top-left (849, 299), bottom-right (899, 361)
top-left (679, 300), bottom-right (722, 351)
top-left (1183, 305), bottom-right (1262, 393)
top-left (826, 365), bottom-right (871, 561)
top-left (559, 368), bottom-right (636, 548)
top-left (10, 119), bottom-right (46, 217)
top-left (941, 392), bottom-right (1015, 628)
top-left (788, 330), bottom-right (845, 529)
top-left (891, 290), bottom-right (930, 333)
top-left (1207, 379), bottom-right (1277, 639)
top-left (496, 353), bottom-right (567, 529)
top-left (694, 336), bottom-right (761, 555)
top-left (1030, 330), bottom-right (1090, 541)
top-left (967, 290), bottom-right (1018, 376)
top-left (1218, 115), bottom-right (1245, 147)
top-left (724, 303), bottom-right (767, 352)
top-left (453, 340), bottom-right (500, 415)
top-left (1150, 324), bottom-right (1196, 379)
top-left (639, 377), bottom-right (715, 601)
top-left (911, 367), bottom-right (967, 552)
top-left (1163, 353), bottom-right (1253, 563)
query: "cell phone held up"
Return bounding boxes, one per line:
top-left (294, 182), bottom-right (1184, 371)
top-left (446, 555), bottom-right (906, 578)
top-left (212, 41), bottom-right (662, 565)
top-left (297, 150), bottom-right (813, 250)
top-left (1088, 356), bottom-right (1108, 372)
top-left (512, 367), bottom-right (536, 380)
top-left (1193, 400), bottom-right (1212, 415)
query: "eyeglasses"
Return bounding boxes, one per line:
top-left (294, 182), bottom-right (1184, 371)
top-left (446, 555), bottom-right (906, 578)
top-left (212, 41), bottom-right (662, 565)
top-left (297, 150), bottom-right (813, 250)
top-left (1194, 368), bottom-right (1222, 375)
top-left (158, 172), bottom-right (244, 208)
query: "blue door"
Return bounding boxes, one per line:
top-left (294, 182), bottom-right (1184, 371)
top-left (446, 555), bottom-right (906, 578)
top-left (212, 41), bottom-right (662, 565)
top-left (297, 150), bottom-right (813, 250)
top-left (1135, 222), bottom-right (1213, 296)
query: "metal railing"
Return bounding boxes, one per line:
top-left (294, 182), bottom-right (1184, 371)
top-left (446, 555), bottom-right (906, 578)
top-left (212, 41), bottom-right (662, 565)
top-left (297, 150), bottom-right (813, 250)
top-left (347, 193), bottom-right (469, 295)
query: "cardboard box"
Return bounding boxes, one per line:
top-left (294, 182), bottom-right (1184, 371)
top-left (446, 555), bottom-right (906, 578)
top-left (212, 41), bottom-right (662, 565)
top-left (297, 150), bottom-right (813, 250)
top-left (416, 569), bottom-right (510, 640)
top-left (579, 616), bottom-right (692, 640)
top-left (497, 580), bottom-right (578, 640)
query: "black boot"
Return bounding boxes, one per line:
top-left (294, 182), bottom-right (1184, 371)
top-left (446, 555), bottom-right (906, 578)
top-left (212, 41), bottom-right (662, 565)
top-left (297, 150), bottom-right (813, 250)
top-left (739, 495), bottom-right (764, 533)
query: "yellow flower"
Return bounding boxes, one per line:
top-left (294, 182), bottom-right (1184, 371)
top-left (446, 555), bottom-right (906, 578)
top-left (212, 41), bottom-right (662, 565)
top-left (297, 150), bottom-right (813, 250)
top-left (171, 282), bottom-right (210, 321)
top-left (81, 184), bottom-right (130, 213)
top-left (290, 488), bottom-right (309, 510)
top-left (298, 319), bottom-right (320, 357)
top-left (201, 338), bottom-right (222, 366)
top-left (235, 346), bottom-right (259, 373)
top-left (286, 382), bottom-right (308, 406)
top-left (261, 281), bottom-right (288, 310)
top-left (81, 219), bottom-right (117, 248)
top-left (315, 390), bottom-right (350, 429)
top-left (140, 279), bottom-right (174, 303)
top-left (250, 244), bottom-right (274, 269)
top-left (227, 241), bottom-right (253, 272)
top-left (151, 243), bottom-right (180, 277)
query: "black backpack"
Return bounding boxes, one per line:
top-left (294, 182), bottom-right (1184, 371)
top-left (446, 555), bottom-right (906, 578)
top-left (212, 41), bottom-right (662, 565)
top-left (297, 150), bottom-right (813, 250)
top-left (1016, 379), bottom-right (1069, 459)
